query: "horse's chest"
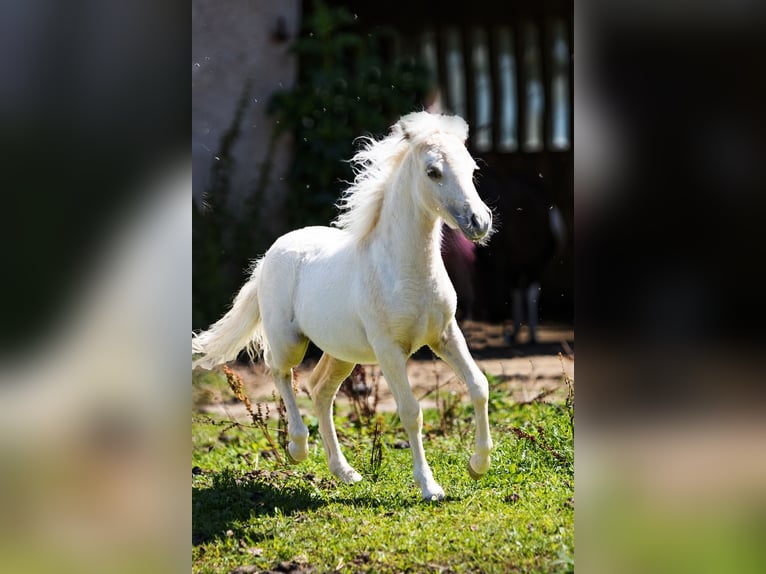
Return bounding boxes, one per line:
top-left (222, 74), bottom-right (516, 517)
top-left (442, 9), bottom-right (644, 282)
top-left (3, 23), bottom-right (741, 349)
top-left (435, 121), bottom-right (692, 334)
top-left (386, 279), bottom-right (454, 351)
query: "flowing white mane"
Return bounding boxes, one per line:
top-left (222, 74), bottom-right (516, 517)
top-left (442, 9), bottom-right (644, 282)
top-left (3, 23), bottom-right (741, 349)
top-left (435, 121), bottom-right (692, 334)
top-left (332, 111), bottom-right (470, 240)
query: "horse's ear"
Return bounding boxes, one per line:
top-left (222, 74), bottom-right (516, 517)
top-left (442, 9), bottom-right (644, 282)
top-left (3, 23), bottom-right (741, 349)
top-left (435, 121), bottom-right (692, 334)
top-left (393, 120), bottom-right (410, 140)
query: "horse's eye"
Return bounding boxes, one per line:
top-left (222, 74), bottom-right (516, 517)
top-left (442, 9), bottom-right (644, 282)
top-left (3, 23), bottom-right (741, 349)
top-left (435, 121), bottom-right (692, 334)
top-left (426, 166), bottom-right (442, 180)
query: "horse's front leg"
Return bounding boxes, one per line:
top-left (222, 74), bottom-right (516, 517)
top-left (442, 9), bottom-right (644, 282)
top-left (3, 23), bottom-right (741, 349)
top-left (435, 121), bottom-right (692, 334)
top-left (431, 319), bottom-right (493, 479)
top-left (373, 341), bottom-right (445, 501)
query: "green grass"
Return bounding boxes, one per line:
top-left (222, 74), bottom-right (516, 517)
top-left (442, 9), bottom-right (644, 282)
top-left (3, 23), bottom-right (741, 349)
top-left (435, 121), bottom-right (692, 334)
top-left (192, 375), bottom-right (574, 573)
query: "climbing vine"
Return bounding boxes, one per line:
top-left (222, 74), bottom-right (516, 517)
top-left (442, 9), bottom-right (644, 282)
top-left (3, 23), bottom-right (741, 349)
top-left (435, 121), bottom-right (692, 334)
top-left (268, 0), bottom-right (432, 228)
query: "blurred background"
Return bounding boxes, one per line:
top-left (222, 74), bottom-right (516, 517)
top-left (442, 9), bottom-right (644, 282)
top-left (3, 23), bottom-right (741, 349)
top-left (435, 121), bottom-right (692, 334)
top-left (0, 1), bottom-right (188, 572)
top-left (576, 1), bottom-right (766, 572)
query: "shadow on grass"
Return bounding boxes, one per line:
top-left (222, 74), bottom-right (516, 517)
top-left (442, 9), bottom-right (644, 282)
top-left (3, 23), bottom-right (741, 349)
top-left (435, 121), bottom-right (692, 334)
top-left (330, 486), bottom-right (471, 509)
top-left (192, 467), bottom-right (477, 545)
top-left (192, 470), bottom-right (327, 545)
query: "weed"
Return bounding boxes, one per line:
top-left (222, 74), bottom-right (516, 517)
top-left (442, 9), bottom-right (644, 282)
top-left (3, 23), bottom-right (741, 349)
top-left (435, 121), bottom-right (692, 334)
top-left (273, 390), bottom-right (289, 456)
top-left (559, 352), bottom-right (575, 433)
top-left (509, 425), bottom-right (571, 467)
top-left (417, 360), bottom-right (468, 439)
top-left (432, 360), bottom-right (461, 436)
top-left (516, 385), bottom-right (561, 406)
top-left (211, 466), bottom-right (238, 490)
top-left (367, 420), bottom-right (384, 481)
top-left (222, 365), bottom-right (284, 465)
top-left (341, 364), bottom-right (381, 431)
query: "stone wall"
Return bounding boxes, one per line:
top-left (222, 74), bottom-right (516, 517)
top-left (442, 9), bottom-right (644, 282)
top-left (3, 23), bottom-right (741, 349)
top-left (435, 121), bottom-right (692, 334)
top-left (192, 0), bottom-right (300, 233)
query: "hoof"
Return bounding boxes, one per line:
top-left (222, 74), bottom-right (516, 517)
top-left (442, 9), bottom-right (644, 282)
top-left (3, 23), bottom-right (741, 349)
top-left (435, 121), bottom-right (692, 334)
top-left (342, 470), bottom-right (363, 484)
top-left (422, 483), bottom-right (445, 502)
top-left (285, 450), bottom-right (299, 465)
top-left (333, 467), bottom-right (363, 484)
top-left (422, 490), bottom-right (445, 502)
top-left (467, 461), bottom-right (485, 481)
top-left (286, 442), bottom-right (307, 464)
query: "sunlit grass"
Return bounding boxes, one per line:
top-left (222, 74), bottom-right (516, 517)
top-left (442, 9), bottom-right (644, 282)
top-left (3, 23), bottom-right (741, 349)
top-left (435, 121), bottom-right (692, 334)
top-left (192, 373), bottom-right (574, 573)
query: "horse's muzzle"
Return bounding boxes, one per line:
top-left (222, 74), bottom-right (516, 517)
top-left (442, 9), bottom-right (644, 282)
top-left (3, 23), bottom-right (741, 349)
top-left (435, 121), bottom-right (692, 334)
top-left (459, 207), bottom-right (493, 242)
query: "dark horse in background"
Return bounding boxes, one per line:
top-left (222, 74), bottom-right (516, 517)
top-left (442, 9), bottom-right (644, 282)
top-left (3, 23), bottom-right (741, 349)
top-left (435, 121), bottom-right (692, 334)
top-left (442, 164), bottom-right (567, 345)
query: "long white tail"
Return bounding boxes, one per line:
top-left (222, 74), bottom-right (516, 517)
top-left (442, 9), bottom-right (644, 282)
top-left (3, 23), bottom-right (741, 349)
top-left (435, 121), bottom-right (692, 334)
top-left (192, 261), bottom-right (265, 369)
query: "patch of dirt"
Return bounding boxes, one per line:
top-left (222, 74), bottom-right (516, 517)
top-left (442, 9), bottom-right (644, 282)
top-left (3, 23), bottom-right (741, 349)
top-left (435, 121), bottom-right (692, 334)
top-left (195, 321), bottom-right (573, 420)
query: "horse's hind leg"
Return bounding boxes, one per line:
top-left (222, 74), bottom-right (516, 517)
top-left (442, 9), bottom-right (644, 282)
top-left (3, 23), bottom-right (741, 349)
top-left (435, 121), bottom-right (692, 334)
top-left (306, 353), bottom-right (361, 483)
top-left (264, 338), bottom-right (310, 463)
top-left (271, 369), bottom-right (309, 463)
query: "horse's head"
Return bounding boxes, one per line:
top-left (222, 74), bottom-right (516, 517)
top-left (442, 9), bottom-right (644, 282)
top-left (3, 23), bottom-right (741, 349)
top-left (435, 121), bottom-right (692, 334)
top-left (399, 112), bottom-right (493, 243)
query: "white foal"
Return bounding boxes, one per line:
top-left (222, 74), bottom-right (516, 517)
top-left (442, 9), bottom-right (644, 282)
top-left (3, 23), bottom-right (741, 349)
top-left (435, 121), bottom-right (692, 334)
top-left (193, 111), bottom-right (494, 500)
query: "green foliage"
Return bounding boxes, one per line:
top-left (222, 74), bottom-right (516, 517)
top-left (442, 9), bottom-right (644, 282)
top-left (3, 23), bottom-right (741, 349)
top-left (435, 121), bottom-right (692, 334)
top-left (193, 80), bottom-right (273, 331)
top-left (267, 0), bottom-right (432, 229)
top-left (193, 80), bottom-right (259, 331)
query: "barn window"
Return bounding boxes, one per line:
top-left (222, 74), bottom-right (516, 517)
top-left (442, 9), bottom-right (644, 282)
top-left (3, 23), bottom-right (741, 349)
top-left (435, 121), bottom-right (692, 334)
top-left (496, 26), bottom-right (518, 152)
top-left (549, 18), bottom-right (571, 149)
top-left (443, 27), bottom-right (466, 119)
top-left (521, 21), bottom-right (544, 152)
top-left (414, 21), bottom-right (570, 155)
top-left (472, 27), bottom-right (492, 152)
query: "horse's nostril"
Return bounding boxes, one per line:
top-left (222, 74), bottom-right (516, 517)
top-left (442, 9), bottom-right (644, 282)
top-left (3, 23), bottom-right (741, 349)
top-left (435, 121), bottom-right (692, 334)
top-left (471, 213), bottom-right (479, 229)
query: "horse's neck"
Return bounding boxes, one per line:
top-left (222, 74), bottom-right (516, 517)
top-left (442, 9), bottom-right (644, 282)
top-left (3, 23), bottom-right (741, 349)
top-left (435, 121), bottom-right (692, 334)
top-left (367, 168), bottom-right (444, 275)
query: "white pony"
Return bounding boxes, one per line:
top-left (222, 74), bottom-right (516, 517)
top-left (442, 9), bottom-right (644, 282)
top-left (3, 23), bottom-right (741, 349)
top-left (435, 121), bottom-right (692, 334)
top-left (193, 111), bottom-right (494, 500)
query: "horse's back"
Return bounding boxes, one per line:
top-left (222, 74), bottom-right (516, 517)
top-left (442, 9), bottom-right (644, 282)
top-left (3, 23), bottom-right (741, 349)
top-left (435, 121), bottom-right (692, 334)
top-left (258, 225), bottom-right (374, 363)
top-left (259, 226), bottom-right (348, 301)
top-left (267, 226), bottom-right (346, 258)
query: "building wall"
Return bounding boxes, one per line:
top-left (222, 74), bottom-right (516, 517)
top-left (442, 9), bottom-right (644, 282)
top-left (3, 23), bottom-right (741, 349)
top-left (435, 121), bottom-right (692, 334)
top-left (192, 0), bottom-right (301, 233)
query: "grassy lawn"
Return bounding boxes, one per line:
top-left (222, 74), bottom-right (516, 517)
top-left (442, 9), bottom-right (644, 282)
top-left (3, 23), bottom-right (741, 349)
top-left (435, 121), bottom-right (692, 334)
top-left (192, 369), bottom-right (574, 573)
